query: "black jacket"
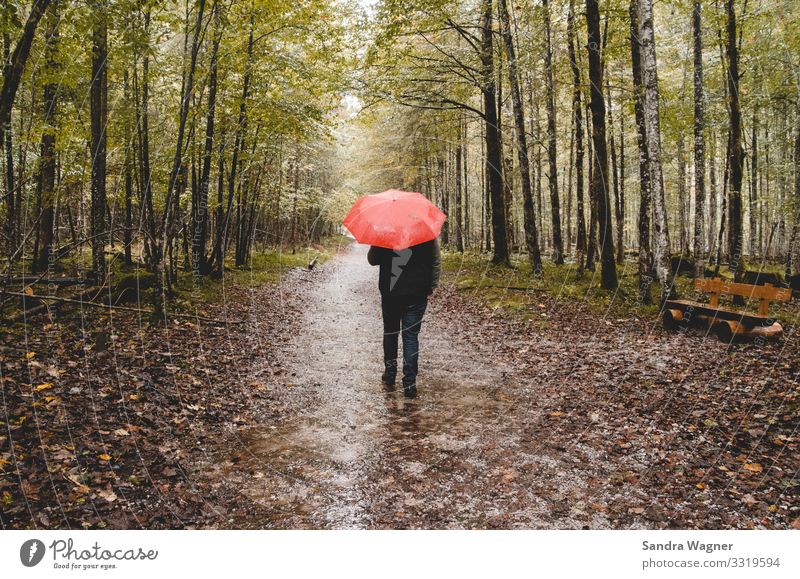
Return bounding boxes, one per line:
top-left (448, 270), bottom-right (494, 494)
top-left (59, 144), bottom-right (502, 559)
top-left (368, 239), bottom-right (441, 298)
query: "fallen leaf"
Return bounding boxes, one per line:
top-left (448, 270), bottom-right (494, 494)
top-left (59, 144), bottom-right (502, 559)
top-left (98, 454), bottom-right (112, 461)
top-left (65, 474), bottom-right (89, 494)
top-left (743, 463), bottom-right (763, 473)
top-left (25, 352), bottom-right (36, 360)
top-left (98, 488), bottom-right (117, 503)
top-left (35, 383), bottom-right (54, 392)
top-left (51, 449), bottom-right (74, 461)
top-left (500, 469), bottom-right (519, 483)
top-left (113, 429), bottom-right (130, 437)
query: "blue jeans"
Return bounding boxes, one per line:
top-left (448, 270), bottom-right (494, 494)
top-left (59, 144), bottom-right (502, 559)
top-left (381, 295), bottom-right (428, 386)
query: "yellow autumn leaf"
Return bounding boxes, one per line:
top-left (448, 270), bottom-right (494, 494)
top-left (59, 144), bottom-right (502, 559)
top-left (24, 286), bottom-right (33, 296)
top-left (25, 352), bottom-right (36, 360)
top-left (98, 453), bottom-right (112, 461)
top-left (696, 483), bottom-right (706, 490)
top-left (65, 473), bottom-right (89, 494)
top-left (548, 411), bottom-right (565, 417)
top-left (129, 394), bottom-right (138, 401)
top-left (35, 383), bottom-right (53, 391)
top-left (743, 463), bottom-right (763, 473)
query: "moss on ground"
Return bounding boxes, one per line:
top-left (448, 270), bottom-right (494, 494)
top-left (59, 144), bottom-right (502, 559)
top-left (442, 250), bottom-right (799, 326)
top-left (0, 235), bottom-right (349, 323)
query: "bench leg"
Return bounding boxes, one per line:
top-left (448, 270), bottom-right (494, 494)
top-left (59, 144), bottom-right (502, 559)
top-left (715, 320), bottom-right (745, 343)
top-left (662, 308), bottom-right (683, 330)
top-left (749, 321), bottom-right (783, 340)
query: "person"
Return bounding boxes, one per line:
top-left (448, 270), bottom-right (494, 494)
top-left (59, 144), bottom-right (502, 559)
top-left (367, 238), bottom-right (441, 398)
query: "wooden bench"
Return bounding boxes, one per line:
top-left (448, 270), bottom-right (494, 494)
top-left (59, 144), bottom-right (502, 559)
top-left (663, 277), bottom-right (791, 342)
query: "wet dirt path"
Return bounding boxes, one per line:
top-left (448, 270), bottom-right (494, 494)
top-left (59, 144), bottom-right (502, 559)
top-left (211, 243), bottom-right (608, 529)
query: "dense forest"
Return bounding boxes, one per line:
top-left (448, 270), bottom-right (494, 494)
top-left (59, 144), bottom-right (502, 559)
top-left (350, 0), bottom-right (800, 304)
top-left (0, 0), bottom-right (799, 315)
top-left (0, 0), bottom-right (356, 317)
top-left (2, 0), bottom-right (799, 532)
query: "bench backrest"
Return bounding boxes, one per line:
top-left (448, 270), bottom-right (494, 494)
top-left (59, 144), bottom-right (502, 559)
top-left (695, 277), bottom-right (791, 315)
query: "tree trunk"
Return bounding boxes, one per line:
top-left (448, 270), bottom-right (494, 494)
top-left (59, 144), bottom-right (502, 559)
top-left (214, 6), bottom-right (252, 274)
top-left (748, 110), bottom-right (758, 258)
top-left (789, 84), bottom-right (800, 276)
top-left (136, 9), bottom-right (156, 270)
top-left (123, 69), bottom-right (133, 266)
top-left (618, 105), bottom-right (626, 262)
top-left (213, 135), bottom-right (225, 277)
top-left (454, 124), bottom-right (464, 253)
top-left (585, 99), bottom-right (597, 271)
top-left (90, 0), bottom-right (108, 283)
top-left (462, 114), bottom-right (469, 246)
top-left (498, 0), bottom-right (541, 272)
top-left (708, 133), bottom-right (717, 255)
top-left (495, 49), bottom-right (513, 252)
top-left (606, 74), bottom-right (622, 264)
top-left (0, 0), bottom-right (52, 147)
top-left (715, 130), bottom-right (731, 274)
top-left (568, 0), bottom-right (587, 275)
top-left (34, 1), bottom-right (58, 273)
top-left (3, 8), bottom-right (14, 254)
top-left (725, 0), bottom-right (745, 281)
top-left (638, 0), bottom-right (673, 302)
top-left (440, 152), bottom-right (449, 246)
top-left (543, 0), bottom-right (563, 264)
top-left (158, 0), bottom-right (206, 306)
top-left (534, 94), bottom-right (544, 240)
top-left (585, 0), bottom-right (617, 289)
top-left (193, 0), bottom-right (221, 276)
top-left (678, 136), bottom-right (687, 253)
top-left (481, 0), bottom-right (509, 266)
top-left (692, 0), bottom-right (705, 276)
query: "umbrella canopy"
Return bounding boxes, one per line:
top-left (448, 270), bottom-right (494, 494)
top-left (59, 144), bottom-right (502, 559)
top-left (343, 189), bottom-right (446, 250)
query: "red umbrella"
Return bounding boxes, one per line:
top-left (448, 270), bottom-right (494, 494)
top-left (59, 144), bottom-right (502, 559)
top-left (343, 189), bottom-right (446, 250)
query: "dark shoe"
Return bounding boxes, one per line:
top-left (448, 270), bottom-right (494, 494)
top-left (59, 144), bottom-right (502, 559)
top-left (403, 383), bottom-right (417, 399)
top-left (381, 371), bottom-right (396, 387)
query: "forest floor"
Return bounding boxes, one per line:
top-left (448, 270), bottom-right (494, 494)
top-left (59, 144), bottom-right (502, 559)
top-left (1, 241), bottom-right (798, 529)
